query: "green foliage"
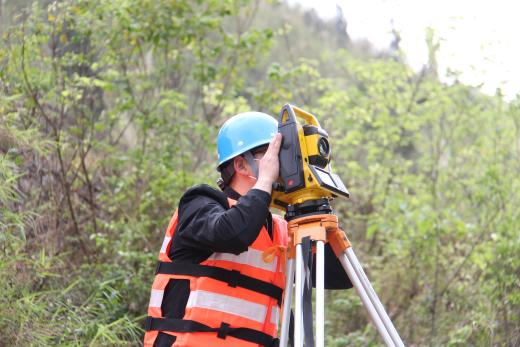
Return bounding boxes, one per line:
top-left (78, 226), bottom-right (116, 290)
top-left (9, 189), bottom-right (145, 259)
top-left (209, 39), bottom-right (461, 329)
top-left (1, 0), bottom-right (519, 346)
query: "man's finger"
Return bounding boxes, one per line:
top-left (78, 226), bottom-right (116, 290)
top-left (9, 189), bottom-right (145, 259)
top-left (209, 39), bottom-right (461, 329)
top-left (267, 133), bottom-right (282, 153)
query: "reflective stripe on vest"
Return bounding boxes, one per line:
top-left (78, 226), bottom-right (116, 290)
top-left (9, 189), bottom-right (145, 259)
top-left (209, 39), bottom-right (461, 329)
top-left (160, 236), bottom-right (172, 254)
top-left (207, 246), bottom-right (278, 272)
top-left (270, 306), bottom-right (280, 326)
top-left (158, 210), bottom-right (178, 262)
top-left (186, 289), bottom-right (268, 323)
top-left (144, 198), bottom-right (288, 347)
top-left (149, 289), bottom-right (164, 308)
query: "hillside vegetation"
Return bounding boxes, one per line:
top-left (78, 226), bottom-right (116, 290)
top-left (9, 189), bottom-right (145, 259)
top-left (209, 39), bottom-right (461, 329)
top-left (1, 1), bottom-right (519, 346)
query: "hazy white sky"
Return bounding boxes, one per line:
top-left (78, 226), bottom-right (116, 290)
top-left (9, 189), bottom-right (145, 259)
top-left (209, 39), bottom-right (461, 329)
top-left (291, 0), bottom-right (520, 100)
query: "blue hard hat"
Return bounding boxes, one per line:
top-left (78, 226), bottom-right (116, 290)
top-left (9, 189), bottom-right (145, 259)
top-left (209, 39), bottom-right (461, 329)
top-left (217, 112), bottom-right (278, 168)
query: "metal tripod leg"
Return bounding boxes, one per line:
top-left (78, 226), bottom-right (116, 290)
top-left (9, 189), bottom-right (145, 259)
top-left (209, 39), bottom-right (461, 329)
top-left (280, 257), bottom-right (295, 347)
top-left (294, 244), bottom-right (304, 347)
top-left (280, 241), bottom-right (325, 347)
top-left (316, 240), bottom-right (325, 347)
top-left (279, 243), bottom-right (312, 347)
top-left (339, 248), bottom-right (405, 347)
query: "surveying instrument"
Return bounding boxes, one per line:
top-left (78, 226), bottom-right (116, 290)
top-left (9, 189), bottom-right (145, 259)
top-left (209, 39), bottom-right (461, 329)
top-left (271, 105), bottom-right (405, 347)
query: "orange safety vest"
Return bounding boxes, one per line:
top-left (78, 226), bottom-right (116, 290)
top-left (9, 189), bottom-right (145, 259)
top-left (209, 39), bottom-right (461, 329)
top-left (144, 198), bottom-right (288, 347)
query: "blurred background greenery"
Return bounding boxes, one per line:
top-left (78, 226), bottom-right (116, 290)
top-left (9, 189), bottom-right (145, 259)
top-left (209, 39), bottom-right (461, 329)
top-left (1, 0), bottom-right (519, 346)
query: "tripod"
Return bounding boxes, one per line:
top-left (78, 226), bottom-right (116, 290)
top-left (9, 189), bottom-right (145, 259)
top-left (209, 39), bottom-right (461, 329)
top-left (278, 200), bottom-right (405, 347)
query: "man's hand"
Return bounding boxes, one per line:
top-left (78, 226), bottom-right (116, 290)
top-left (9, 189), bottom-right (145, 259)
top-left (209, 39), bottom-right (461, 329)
top-left (253, 133), bottom-right (282, 194)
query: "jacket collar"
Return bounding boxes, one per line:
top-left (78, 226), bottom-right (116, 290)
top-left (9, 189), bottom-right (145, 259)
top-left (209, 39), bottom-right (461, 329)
top-left (223, 186), bottom-right (241, 201)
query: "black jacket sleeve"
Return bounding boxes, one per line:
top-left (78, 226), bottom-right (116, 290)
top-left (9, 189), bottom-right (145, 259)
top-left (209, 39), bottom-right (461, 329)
top-left (170, 184), bottom-right (271, 256)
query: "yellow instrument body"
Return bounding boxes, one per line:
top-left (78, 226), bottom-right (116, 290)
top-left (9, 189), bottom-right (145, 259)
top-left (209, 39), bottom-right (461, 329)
top-left (271, 105), bottom-right (349, 211)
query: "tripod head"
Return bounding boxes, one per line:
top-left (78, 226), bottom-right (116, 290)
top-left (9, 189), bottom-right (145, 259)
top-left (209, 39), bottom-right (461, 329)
top-left (284, 198), bottom-right (333, 221)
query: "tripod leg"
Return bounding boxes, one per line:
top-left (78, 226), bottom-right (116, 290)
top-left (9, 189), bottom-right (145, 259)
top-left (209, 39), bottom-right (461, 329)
top-left (280, 258), bottom-right (295, 347)
top-left (295, 244), bottom-right (304, 347)
top-left (316, 240), bottom-right (325, 347)
top-left (338, 250), bottom-right (396, 347)
top-left (344, 248), bottom-right (405, 347)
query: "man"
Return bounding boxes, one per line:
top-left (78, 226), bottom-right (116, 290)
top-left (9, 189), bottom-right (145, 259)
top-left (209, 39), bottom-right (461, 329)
top-left (144, 112), bottom-right (287, 347)
top-left (143, 111), bottom-right (351, 347)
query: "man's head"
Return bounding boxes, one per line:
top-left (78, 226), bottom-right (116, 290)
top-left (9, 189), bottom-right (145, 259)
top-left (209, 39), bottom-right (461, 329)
top-left (217, 112), bottom-right (278, 193)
